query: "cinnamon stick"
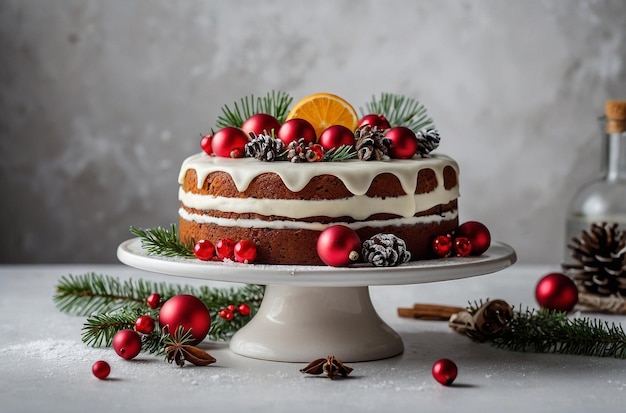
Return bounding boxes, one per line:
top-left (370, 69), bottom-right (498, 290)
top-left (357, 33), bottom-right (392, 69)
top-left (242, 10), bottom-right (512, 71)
top-left (397, 303), bottom-right (465, 320)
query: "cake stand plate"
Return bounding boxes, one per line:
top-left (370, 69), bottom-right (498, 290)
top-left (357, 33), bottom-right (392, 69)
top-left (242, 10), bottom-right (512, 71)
top-left (117, 238), bottom-right (516, 362)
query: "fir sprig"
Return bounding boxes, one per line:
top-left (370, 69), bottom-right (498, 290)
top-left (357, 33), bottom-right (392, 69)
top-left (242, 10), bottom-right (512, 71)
top-left (129, 224), bottom-right (194, 258)
top-left (55, 273), bottom-right (265, 348)
top-left (323, 144), bottom-right (357, 162)
top-left (215, 91), bottom-right (293, 128)
top-left (465, 302), bottom-right (626, 359)
top-left (361, 92), bottom-right (435, 133)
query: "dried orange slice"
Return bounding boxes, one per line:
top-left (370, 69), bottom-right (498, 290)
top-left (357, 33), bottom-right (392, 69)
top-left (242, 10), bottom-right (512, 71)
top-left (286, 93), bottom-right (359, 138)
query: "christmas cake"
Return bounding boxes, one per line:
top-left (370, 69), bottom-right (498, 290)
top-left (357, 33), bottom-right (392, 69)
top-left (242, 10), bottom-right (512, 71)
top-left (177, 92), bottom-right (461, 266)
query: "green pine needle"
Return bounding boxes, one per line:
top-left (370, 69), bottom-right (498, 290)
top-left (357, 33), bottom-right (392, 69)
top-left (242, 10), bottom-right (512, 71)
top-left (215, 91), bottom-right (293, 128)
top-left (323, 144), bottom-right (357, 161)
top-left (129, 224), bottom-right (194, 258)
top-left (361, 92), bottom-right (435, 133)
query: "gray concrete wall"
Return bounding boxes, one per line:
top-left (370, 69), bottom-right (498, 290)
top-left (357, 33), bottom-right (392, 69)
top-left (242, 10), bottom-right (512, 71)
top-left (2, 0), bottom-right (625, 264)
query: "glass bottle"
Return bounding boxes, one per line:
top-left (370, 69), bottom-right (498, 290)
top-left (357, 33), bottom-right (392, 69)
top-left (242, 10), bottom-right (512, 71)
top-left (564, 100), bottom-right (626, 264)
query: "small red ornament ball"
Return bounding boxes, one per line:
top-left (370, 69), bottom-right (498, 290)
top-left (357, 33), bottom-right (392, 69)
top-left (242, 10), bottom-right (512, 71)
top-left (158, 294), bottom-right (211, 345)
top-left (535, 272), bottom-right (578, 312)
top-left (146, 293), bottom-right (161, 309)
top-left (277, 118), bottom-right (317, 146)
top-left (200, 134), bottom-right (213, 155)
top-left (358, 114), bottom-right (391, 131)
top-left (456, 221), bottom-right (491, 255)
top-left (211, 127), bottom-right (249, 158)
top-left (238, 303), bottom-right (251, 316)
top-left (112, 329), bottom-right (142, 360)
top-left (234, 239), bottom-right (257, 263)
top-left (216, 238), bottom-right (236, 260)
top-left (92, 360), bottom-right (111, 380)
top-left (432, 358), bottom-right (458, 386)
top-left (134, 315), bottom-right (156, 334)
top-left (453, 237), bottom-right (472, 257)
top-left (194, 239), bottom-right (215, 261)
top-left (432, 235), bottom-right (453, 257)
top-left (318, 125), bottom-right (356, 151)
top-left (385, 126), bottom-right (418, 159)
top-left (241, 113), bottom-right (281, 136)
top-left (317, 225), bottom-right (361, 266)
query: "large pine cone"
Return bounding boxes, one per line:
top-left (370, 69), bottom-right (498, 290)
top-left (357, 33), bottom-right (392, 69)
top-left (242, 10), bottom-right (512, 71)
top-left (354, 125), bottom-right (391, 161)
top-left (562, 222), bottom-right (626, 297)
top-left (245, 133), bottom-right (284, 161)
top-left (362, 233), bottom-right (411, 267)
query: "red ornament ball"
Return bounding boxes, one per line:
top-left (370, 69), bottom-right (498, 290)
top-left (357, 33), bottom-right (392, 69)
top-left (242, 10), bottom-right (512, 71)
top-left (219, 308), bottom-right (234, 321)
top-left (134, 315), bottom-right (156, 334)
top-left (385, 126), bottom-right (418, 159)
top-left (216, 238), bottom-right (236, 260)
top-left (234, 239), bottom-right (257, 263)
top-left (238, 303), bottom-right (251, 317)
top-left (112, 329), bottom-right (142, 360)
top-left (535, 272), bottom-right (578, 312)
top-left (277, 118), bottom-right (317, 146)
top-left (318, 125), bottom-right (356, 151)
top-left (211, 127), bottom-right (249, 158)
top-left (358, 114), bottom-right (391, 131)
top-left (432, 358), bottom-right (458, 386)
top-left (194, 239), bottom-right (215, 261)
top-left (146, 293), bottom-right (161, 309)
top-left (432, 235), bottom-right (453, 257)
top-left (317, 225), bottom-right (361, 267)
top-left (92, 360), bottom-right (111, 380)
top-left (158, 294), bottom-right (211, 345)
top-left (456, 221), bottom-right (491, 255)
top-left (200, 134), bottom-right (213, 155)
top-left (241, 113), bottom-right (281, 136)
top-left (453, 237), bottom-right (472, 257)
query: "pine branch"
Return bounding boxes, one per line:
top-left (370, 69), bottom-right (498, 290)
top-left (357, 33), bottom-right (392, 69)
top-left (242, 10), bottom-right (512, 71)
top-left (215, 91), bottom-right (293, 128)
top-left (323, 144), bottom-right (357, 162)
top-left (129, 224), bottom-right (194, 257)
top-left (361, 93), bottom-right (435, 133)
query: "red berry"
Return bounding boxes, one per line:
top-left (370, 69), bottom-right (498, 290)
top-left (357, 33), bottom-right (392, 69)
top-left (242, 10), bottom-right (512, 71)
top-left (211, 127), bottom-right (249, 158)
top-left (358, 114), bottom-right (391, 130)
top-left (318, 125), bottom-right (356, 151)
top-left (237, 303), bottom-right (251, 316)
top-left (134, 315), bottom-right (156, 334)
top-left (216, 238), bottom-right (236, 260)
top-left (194, 239), bottom-right (215, 261)
top-left (226, 304), bottom-right (236, 313)
top-left (241, 113), bottom-right (281, 136)
top-left (200, 134), bottom-right (213, 155)
top-left (234, 239), bottom-right (257, 263)
top-left (432, 234), bottom-right (452, 257)
top-left (277, 118), bottom-right (317, 146)
top-left (456, 221), bottom-right (491, 255)
top-left (316, 225), bottom-right (362, 267)
top-left (385, 126), bottom-right (418, 159)
top-left (219, 309), bottom-right (234, 321)
top-left (535, 273), bottom-right (578, 312)
top-left (432, 358), bottom-right (458, 386)
top-left (112, 329), bottom-right (142, 360)
top-left (146, 293), bottom-right (161, 309)
top-left (92, 360), bottom-right (111, 380)
top-left (453, 237), bottom-right (472, 257)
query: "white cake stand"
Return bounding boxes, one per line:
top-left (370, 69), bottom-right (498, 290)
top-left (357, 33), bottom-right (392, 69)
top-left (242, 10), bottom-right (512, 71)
top-left (117, 238), bottom-right (516, 362)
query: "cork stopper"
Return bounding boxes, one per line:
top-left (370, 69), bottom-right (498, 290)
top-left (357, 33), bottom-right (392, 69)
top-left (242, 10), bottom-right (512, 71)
top-left (605, 100), bottom-right (626, 133)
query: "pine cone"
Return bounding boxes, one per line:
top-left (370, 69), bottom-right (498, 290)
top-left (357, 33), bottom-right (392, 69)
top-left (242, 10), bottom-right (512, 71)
top-left (416, 128), bottom-right (440, 156)
top-left (245, 133), bottom-right (284, 161)
top-left (362, 233), bottom-right (411, 267)
top-left (354, 125), bottom-right (391, 161)
top-left (562, 222), bottom-right (626, 297)
top-left (286, 139), bottom-right (324, 163)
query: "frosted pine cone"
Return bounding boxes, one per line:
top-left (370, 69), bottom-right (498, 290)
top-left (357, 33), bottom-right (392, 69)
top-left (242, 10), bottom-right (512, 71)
top-left (562, 222), bottom-right (626, 297)
top-left (245, 133), bottom-right (284, 161)
top-left (354, 125), bottom-right (391, 161)
top-left (416, 128), bottom-right (440, 156)
top-left (362, 233), bottom-right (411, 267)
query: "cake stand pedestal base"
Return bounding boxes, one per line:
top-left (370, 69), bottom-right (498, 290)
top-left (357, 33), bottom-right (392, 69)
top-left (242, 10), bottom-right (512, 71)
top-left (229, 285), bottom-right (404, 363)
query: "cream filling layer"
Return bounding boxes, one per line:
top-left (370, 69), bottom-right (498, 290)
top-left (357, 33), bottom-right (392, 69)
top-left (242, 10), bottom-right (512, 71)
top-left (178, 208), bottom-right (458, 231)
top-left (179, 185), bottom-right (458, 220)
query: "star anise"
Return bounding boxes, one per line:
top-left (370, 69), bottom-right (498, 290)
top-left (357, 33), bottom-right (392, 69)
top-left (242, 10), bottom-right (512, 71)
top-left (300, 356), bottom-right (353, 379)
top-left (163, 328), bottom-right (216, 367)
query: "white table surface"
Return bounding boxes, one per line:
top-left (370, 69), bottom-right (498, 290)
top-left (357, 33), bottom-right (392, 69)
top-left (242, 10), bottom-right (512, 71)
top-left (1, 264), bottom-right (625, 413)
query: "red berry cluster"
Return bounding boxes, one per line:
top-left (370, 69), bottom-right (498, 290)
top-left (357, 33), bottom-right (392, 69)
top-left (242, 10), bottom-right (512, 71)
top-left (194, 238), bottom-right (257, 263)
top-left (218, 303), bottom-right (251, 321)
top-left (431, 221), bottom-right (491, 258)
